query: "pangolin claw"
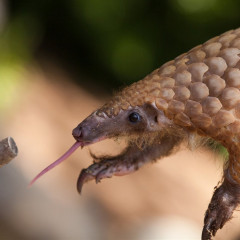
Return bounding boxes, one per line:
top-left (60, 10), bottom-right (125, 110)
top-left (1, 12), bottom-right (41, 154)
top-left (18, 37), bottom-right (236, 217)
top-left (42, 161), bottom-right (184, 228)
top-left (77, 169), bottom-right (94, 194)
top-left (202, 214), bottom-right (224, 240)
top-left (201, 183), bottom-right (239, 240)
top-left (202, 220), bottom-right (214, 240)
top-left (77, 162), bottom-right (113, 193)
top-left (76, 155), bottom-right (141, 194)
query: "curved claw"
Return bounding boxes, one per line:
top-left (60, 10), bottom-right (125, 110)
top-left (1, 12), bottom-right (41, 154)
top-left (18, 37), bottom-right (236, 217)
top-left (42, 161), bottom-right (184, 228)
top-left (202, 211), bottom-right (226, 240)
top-left (77, 162), bottom-right (108, 193)
top-left (201, 229), bottom-right (211, 240)
top-left (76, 154), bottom-right (142, 194)
top-left (76, 165), bottom-right (115, 193)
top-left (77, 169), bottom-right (94, 194)
top-left (202, 219), bottom-right (214, 240)
top-left (201, 183), bottom-right (239, 240)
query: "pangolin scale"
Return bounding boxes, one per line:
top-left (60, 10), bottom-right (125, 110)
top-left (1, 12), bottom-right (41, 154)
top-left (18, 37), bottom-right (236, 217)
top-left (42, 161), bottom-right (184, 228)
top-left (32, 28), bottom-right (240, 240)
top-left (101, 28), bottom-right (240, 143)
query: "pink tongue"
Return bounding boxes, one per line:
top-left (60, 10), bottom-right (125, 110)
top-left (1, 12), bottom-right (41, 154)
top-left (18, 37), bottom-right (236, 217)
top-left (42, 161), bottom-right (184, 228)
top-left (29, 141), bottom-right (82, 186)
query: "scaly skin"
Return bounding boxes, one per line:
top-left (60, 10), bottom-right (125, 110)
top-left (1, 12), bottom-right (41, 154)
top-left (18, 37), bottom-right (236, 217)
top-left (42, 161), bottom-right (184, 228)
top-left (77, 28), bottom-right (240, 240)
top-left (101, 28), bottom-right (240, 141)
top-left (32, 27), bottom-right (240, 240)
top-left (95, 29), bottom-right (240, 239)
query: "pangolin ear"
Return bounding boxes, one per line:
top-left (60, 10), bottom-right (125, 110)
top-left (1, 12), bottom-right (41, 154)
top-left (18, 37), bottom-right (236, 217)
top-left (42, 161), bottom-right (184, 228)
top-left (156, 110), bottom-right (172, 127)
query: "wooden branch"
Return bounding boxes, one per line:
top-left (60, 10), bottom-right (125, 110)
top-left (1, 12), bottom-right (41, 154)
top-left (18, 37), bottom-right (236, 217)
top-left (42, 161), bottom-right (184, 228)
top-left (0, 137), bottom-right (18, 167)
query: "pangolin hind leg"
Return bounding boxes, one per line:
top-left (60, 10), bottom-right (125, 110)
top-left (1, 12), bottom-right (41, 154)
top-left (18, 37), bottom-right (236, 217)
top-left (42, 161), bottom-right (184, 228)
top-left (202, 153), bottom-right (240, 240)
top-left (77, 134), bottom-right (182, 193)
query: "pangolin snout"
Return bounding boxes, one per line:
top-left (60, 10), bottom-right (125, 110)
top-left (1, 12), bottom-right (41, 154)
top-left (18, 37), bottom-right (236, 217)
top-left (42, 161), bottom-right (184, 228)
top-left (72, 126), bottom-right (83, 141)
top-left (72, 112), bottom-right (109, 143)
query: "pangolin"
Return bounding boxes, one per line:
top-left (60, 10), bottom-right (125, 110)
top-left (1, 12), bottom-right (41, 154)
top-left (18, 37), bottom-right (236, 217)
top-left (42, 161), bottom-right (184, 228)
top-left (31, 28), bottom-right (240, 240)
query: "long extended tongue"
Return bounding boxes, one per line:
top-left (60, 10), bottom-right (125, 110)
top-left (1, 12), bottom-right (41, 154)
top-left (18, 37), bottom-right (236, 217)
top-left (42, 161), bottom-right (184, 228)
top-left (29, 141), bottom-right (82, 186)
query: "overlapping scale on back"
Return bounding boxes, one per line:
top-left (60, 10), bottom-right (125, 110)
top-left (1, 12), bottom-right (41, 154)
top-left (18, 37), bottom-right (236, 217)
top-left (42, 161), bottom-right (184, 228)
top-left (98, 28), bottom-right (240, 139)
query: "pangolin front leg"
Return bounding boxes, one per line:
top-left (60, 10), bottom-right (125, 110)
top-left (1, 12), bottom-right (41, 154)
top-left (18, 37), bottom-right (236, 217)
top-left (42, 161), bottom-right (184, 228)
top-left (77, 134), bottom-right (182, 193)
top-left (202, 153), bottom-right (240, 240)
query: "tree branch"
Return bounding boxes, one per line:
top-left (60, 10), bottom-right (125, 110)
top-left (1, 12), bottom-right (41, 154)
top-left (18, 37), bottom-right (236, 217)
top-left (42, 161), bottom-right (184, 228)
top-left (0, 137), bottom-right (18, 167)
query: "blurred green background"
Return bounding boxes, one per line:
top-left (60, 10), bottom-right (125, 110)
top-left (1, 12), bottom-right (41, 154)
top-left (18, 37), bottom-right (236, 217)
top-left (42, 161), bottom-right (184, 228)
top-left (1, 0), bottom-right (240, 95)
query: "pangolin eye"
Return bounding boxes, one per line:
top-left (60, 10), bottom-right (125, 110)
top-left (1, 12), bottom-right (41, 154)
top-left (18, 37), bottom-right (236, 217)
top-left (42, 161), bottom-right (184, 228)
top-left (128, 112), bottom-right (141, 123)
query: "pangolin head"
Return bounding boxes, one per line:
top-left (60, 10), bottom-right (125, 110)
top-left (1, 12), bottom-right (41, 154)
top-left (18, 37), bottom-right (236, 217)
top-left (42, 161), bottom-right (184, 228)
top-left (72, 69), bottom-right (176, 145)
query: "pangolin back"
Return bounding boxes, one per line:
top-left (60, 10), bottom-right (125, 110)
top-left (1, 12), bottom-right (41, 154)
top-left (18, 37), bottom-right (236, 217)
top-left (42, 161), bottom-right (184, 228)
top-left (99, 28), bottom-right (240, 147)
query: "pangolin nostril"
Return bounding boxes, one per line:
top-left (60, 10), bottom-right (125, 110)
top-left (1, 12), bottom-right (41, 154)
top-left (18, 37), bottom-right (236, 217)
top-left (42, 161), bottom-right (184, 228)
top-left (72, 127), bottom-right (83, 139)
